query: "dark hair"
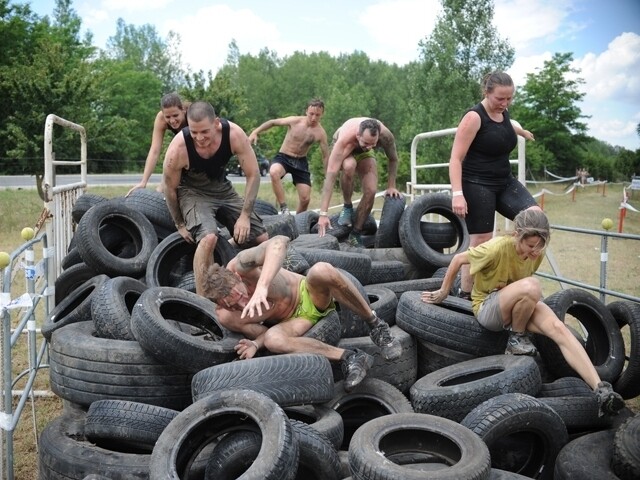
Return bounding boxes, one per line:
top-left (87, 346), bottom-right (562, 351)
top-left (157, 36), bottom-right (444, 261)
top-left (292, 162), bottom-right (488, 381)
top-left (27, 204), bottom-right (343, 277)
top-left (307, 98), bottom-right (325, 111)
top-left (513, 209), bottom-right (550, 247)
top-left (161, 93), bottom-right (183, 109)
top-left (481, 72), bottom-right (514, 94)
top-left (199, 263), bottom-right (240, 302)
top-left (358, 118), bottom-right (381, 136)
top-left (187, 101), bottom-right (217, 123)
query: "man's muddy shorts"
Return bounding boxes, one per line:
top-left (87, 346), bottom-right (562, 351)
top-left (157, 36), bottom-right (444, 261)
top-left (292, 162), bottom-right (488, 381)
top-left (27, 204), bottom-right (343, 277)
top-left (286, 279), bottom-right (336, 326)
top-left (177, 176), bottom-right (266, 247)
top-left (272, 152), bottom-right (311, 186)
top-left (463, 175), bottom-right (538, 234)
top-left (476, 290), bottom-right (509, 332)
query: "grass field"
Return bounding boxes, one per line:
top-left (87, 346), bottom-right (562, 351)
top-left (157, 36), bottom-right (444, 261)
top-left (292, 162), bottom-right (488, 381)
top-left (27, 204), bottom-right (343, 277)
top-left (1, 179), bottom-right (639, 478)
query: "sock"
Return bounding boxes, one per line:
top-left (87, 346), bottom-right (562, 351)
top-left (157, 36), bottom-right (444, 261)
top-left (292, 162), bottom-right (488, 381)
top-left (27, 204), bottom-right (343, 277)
top-left (344, 203), bottom-right (353, 209)
top-left (280, 202), bottom-right (287, 208)
top-left (340, 349), bottom-right (355, 361)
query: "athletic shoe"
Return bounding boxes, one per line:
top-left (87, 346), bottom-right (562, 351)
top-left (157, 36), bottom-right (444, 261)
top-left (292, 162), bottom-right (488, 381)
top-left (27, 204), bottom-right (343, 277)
top-left (280, 205), bottom-right (290, 215)
top-left (347, 231), bottom-right (364, 248)
top-left (368, 315), bottom-right (402, 360)
top-left (342, 349), bottom-right (374, 392)
top-left (338, 207), bottom-right (354, 226)
top-left (594, 381), bottom-right (625, 416)
top-left (456, 288), bottom-right (471, 301)
top-left (505, 331), bottom-right (537, 356)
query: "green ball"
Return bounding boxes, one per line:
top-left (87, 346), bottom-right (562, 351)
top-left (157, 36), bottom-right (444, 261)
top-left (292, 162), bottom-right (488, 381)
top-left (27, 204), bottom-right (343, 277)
top-left (601, 218), bottom-right (614, 230)
top-left (21, 227), bottom-right (35, 241)
top-left (0, 252), bottom-right (10, 269)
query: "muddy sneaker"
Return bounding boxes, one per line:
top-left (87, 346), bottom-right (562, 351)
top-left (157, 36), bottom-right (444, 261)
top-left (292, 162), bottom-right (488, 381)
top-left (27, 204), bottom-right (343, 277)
top-left (594, 381), bottom-right (624, 416)
top-left (279, 205), bottom-right (291, 215)
top-left (505, 331), bottom-right (537, 356)
top-left (341, 349), bottom-right (374, 392)
top-left (456, 288), bottom-right (471, 301)
top-left (347, 231), bottom-right (364, 248)
top-left (369, 315), bottom-right (402, 360)
top-left (338, 206), bottom-right (354, 226)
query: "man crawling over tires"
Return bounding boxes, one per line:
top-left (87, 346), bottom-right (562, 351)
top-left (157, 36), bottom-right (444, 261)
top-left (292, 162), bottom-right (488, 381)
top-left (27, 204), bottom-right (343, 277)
top-left (194, 233), bottom-right (401, 391)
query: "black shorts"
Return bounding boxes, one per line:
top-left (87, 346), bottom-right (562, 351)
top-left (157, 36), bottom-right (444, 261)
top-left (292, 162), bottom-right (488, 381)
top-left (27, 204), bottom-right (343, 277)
top-left (272, 152), bottom-right (311, 186)
top-left (463, 176), bottom-right (538, 234)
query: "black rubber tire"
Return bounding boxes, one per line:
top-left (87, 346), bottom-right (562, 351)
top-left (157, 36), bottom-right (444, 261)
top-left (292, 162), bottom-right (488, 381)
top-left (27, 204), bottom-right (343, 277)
top-left (304, 309), bottom-right (342, 347)
top-left (415, 337), bottom-right (476, 377)
top-left (537, 376), bottom-right (593, 397)
top-left (48, 321), bottom-right (192, 409)
top-left (254, 198), bottom-right (279, 216)
top-left (374, 195), bottom-right (406, 248)
top-left (334, 326), bottom-right (417, 393)
top-left (149, 389), bottom-right (299, 480)
top-left (53, 262), bottom-right (100, 306)
top-left (419, 221), bottom-right (458, 250)
top-left (38, 412), bottom-right (151, 479)
top-left (367, 260), bottom-right (406, 285)
top-left (61, 246), bottom-right (84, 270)
top-left (539, 288), bottom-right (625, 382)
top-left (191, 353), bottom-right (335, 406)
top-left (538, 394), bottom-right (612, 432)
top-left (91, 276), bottom-right (147, 340)
top-left (365, 285), bottom-right (399, 327)
top-left (612, 414), bottom-right (640, 480)
top-left (324, 377), bottom-right (414, 450)
top-left (71, 193), bottom-right (108, 223)
top-left (130, 287), bottom-right (240, 372)
top-left (410, 354), bottom-right (542, 422)
top-left (607, 300), bottom-right (640, 399)
top-left (284, 404), bottom-right (345, 450)
top-left (203, 430), bottom-right (262, 479)
top-left (369, 277), bottom-right (443, 298)
top-left (296, 247), bottom-right (372, 285)
top-left (310, 213), bottom-right (352, 240)
top-left (333, 268), bottom-right (371, 339)
top-left (282, 244), bottom-right (311, 273)
top-left (262, 213), bottom-right (299, 240)
top-left (348, 412), bottom-right (491, 480)
top-left (294, 210), bottom-right (320, 234)
top-left (396, 291), bottom-right (508, 356)
top-left (84, 399), bottom-right (179, 452)
top-left (145, 231), bottom-right (236, 288)
top-left (174, 271), bottom-right (196, 293)
top-left (398, 192), bottom-right (469, 268)
top-left (76, 201), bottom-right (158, 277)
top-left (124, 188), bottom-right (174, 230)
top-left (290, 233), bottom-right (340, 250)
top-left (461, 393), bottom-right (568, 480)
top-left (42, 274), bottom-right (109, 340)
top-left (554, 430), bottom-right (618, 479)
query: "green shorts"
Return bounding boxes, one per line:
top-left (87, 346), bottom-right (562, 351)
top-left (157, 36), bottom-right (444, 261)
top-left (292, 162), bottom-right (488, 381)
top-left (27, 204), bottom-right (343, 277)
top-left (288, 279), bottom-right (335, 326)
top-left (353, 150), bottom-right (376, 162)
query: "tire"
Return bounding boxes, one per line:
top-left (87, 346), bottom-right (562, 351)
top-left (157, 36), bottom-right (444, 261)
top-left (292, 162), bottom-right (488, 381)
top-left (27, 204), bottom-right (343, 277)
top-left (42, 275), bottom-right (109, 340)
top-left (61, 246), bottom-right (83, 270)
top-left (538, 394), bottom-right (612, 432)
top-left (396, 291), bottom-right (508, 356)
top-left (284, 404), bottom-right (345, 450)
top-left (367, 260), bottom-right (406, 285)
top-left (262, 213), bottom-right (299, 240)
top-left (554, 430), bottom-right (618, 479)
top-left (332, 269), bottom-right (371, 339)
top-left (304, 310), bottom-right (342, 347)
top-left (76, 201), bottom-right (158, 277)
top-left (310, 213), bottom-right (351, 240)
top-left (398, 192), bottom-right (469, 268)
top-left (254, 198), bottom-right (279, 216)
top-left (348, 413), bottom-right (491, 480)
top-left (374, 195), bottom-right (406, 248)
top-left (410, 354), bottom-right (542, 422)
top-left (537, 376), bottom-right (593, 397)
top-left (369, 277), bottom-right (443, 298)
top-left (607, 300), bottom-right (640, 399)
top-left (612, 414), bottom-right (640, 480)
top-left (415, 337), bottom-right (476, 377)
top-left (54, 262), bottom-right (99, 305)
top-left (49, 321), bottom-right (192, 410)
top-left (294, 211), bottom-right (320, 234)
top-left (296, 247), bottom-right (372, 285)
top-left (283, 245), bottom-right (311, 273)
top-left (419, 221), bottom-right (458, 249)
top-left (149, 389), bottom-right (299, 480)
top-left (84, 400), bottom-right (179, 452)
top-left (539, 288), bottom-right (625, 382)
top-left (91, 276), bottom-right (147, 340)
top-left (145, 232), bottom-right (236, 288)
top-left (71, 193), bottom-right (108, 223)
top-left (365, 285), bottom-right (398, 326)
top-left (324, 377), bottom-right (414, 450)
top-left (191, 353), bottom-right (334, 406)
top-left (291, 233), bottom-right (340, 250)
top-left (124, 188), bottom-right (174, 230)
top-left (461, 393), bottom-right (568, 480)
top-left (130, 287), bottom-right (240, 372)
top-left (38, 412), bottom-right (150, 479)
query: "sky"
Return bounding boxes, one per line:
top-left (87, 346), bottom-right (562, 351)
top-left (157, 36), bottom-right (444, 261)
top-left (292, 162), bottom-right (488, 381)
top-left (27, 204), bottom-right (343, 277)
top-left (27, 0), bottom-right (640, 151)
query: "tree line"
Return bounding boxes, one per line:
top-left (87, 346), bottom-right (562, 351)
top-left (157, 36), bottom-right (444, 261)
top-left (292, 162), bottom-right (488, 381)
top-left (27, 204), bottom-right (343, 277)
top-left (1, 0), bottom-right (638, 194)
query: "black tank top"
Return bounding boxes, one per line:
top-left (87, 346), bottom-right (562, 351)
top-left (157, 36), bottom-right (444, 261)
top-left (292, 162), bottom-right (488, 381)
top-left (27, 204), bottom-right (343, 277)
top-left (182, 119), bottom-right (232, 181)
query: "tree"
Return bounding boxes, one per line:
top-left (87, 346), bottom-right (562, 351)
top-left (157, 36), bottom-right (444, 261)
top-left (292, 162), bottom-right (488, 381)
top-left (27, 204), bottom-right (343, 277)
top-left (509, 52), bottom-right (588, 176)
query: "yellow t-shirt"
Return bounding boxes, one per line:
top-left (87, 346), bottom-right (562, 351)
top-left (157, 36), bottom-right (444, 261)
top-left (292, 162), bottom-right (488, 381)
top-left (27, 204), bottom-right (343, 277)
top-left (468, 235), bottom-right (544, 315)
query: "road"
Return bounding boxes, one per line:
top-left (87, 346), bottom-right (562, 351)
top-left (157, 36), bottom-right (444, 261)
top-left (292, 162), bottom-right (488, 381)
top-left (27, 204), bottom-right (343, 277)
top-left (0, 173), bottom-right (271, 189)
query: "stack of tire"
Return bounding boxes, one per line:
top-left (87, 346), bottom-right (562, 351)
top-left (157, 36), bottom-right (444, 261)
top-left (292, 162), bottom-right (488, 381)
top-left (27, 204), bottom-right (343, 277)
top-left (38, 190), bottom-right (640, 480)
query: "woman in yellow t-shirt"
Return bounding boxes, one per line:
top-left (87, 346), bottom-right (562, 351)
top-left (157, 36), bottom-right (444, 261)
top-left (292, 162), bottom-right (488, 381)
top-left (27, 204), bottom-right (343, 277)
top-left (421, 209), bottom-right (623, 416)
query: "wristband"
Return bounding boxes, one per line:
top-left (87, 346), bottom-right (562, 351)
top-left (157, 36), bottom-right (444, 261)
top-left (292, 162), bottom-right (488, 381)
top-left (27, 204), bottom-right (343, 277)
top-left (250, 340), bottom-right (259, 350)
top-left (452, 191), bottom-right (463, 197)
top-left (319, 211), bottom-right (328, 216)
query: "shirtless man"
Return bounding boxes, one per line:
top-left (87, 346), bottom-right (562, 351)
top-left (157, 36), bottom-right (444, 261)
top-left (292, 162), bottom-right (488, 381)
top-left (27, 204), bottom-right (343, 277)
top-left (194, 234), bottom-right (402, 391)
top-left (249, 99), bottom-right (329, 214)
top-left (163, 101), bottom-right (268, 262)
top-left (317, 117), bottom-right (402, 246)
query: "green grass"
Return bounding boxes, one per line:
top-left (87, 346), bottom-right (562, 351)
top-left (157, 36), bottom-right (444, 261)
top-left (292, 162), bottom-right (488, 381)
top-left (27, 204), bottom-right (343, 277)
top-left (1, 180), bottom-right (639, 477)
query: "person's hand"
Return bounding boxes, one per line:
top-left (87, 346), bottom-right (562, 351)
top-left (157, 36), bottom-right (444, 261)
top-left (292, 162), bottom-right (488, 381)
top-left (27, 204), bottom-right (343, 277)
top-left (235, 338), bottom-right (259, 360)
top-left (248, 132), bottom-right (258, 145)
top-left (317, 215), bottom-right (331, 237)
top-left (242, 285), bottom-right (270, 319)
top-left (385, 187), bottom-right (402, 198)
top-left (233, 215), bottom-right (251, 245)
top-left (421, 288), bottom-right (447, 304)
top-left (523, 130), bottom-right (535, 141)
top-left (452, 195), bottom-right (467, 217)
top-left (126, 182), bottom-right (146, 197)
top-left (176, 224), bottom-right (195, 243)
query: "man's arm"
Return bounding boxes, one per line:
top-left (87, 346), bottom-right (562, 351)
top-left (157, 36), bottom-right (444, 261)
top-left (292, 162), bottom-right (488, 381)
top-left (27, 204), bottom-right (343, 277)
top-left (318, 129), bottom-right (330, 171)
top-left (248, 117), bottom-right (292, 144)
top-left (162, 134), bottom-right (193, 242)
top-left (317, 138), bottom-right (350, 236)
top-left (230, 124), bottom-right (261, 245)
top-left (377, 126), bottom-right (400, 195)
